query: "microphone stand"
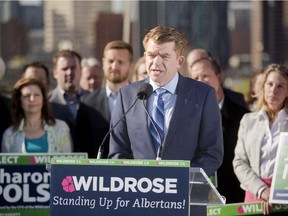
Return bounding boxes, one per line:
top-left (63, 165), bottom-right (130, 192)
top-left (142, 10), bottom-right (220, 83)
top-left (97, 97), bottom-right (139, 159)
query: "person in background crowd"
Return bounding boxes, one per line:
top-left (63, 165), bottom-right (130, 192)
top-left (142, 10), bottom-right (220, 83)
top-left (189, 56), bottom-right (250, 203)
top-left (108, 26), bottom-right (223, 216)
top-left (1, 77), bottom-right (72, 153)
top-left (0, 59), bottom-right (11, 152)
top-left (233, 64), bottom-right (288, 214)
top-left (49, 50), bottom-right (88, 151)
top-left (22, 61), bottom-right (50, 93)
top-left (186, 48), bottom-right (247, 108)
top-left (0, 93), bottom-right (11, 152)
top-left (186, 48), bottom-right (212, 70)
top-left (247, 69), bottom-right (265, 111)
top-left (131, 56), bottom-right (148, 82)
top-left (80, 57), bottom-right (103, 92)
top-left (76, 40), bottom-right (133, 158)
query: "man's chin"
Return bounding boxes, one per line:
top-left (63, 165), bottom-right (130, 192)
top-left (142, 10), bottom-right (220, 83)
top-left (65, 84), bottom-right (76, 92)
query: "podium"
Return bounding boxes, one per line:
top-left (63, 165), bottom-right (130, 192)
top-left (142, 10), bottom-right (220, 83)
top-left (189, 167), bottom-right (225, 206)
top-left (49, 158), bottom-right (225, 216)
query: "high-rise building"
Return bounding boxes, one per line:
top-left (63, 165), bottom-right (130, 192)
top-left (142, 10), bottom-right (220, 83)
top-left (43, 1), bottom-right (110, 56)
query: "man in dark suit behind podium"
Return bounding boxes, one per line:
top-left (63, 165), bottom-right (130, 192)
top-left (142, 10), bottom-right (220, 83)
top-left (109, 26), bottom-right (223, 216)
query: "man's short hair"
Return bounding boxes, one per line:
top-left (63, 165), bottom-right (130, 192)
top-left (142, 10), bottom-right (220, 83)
top-left (52, 49), bottom-right (82, 69)
top-left (103, 40), bottom-right (133, 62)
top-left (143, 26), bottom-right (188, 56)
top-left (191, 57), bottom-right (222, 75)
top-left (22, 61), bottom-right (50, 83)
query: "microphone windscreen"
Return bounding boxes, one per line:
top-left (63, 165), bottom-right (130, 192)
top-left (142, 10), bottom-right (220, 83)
top-left (137, 83), bottom-right (153, 100)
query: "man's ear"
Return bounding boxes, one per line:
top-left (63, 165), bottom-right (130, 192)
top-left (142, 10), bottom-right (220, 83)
top-left (176, 56), bottom-right (185, 69)
top-left (53, 68), bottom-right (58, 79)
top-left (217, 72), bottom-right (224, 83)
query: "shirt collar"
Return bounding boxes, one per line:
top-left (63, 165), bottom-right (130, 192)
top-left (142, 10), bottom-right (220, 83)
top-left (219, 95), bottom-right (225, 109)
top-left (149, 72), bottom-right (179, 94)
top-left (57, 85), bottom-right (65, 96)
top-left (58, 85), bottom-right (84, 98)
top-left (105, 84), bottom-right (113, 97)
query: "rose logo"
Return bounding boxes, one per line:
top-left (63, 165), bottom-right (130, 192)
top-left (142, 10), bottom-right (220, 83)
top-left (237, 206), bottom-right (244, 214)
top-left (29, 156), bottom-right (36, 164)
top-left (62, 176), bottom-right (75, 192)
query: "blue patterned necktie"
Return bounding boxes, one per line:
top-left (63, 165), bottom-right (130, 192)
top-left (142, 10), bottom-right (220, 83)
top-left (150, 88), bottom-right (166, 151)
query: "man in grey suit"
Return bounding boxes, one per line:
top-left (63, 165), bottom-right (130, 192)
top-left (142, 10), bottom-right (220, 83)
top-left (109, 26), bottom-right (223, 216)
top-left (76, 40), bottom-right (133, 158)
top-left (49, 50), bottom-right (88, 151)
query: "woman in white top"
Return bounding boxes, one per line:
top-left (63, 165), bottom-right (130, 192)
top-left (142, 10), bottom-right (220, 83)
top-left (1, 77), bottom-right (72, 153)
top-left (233, 64), bottom-right (288, 214)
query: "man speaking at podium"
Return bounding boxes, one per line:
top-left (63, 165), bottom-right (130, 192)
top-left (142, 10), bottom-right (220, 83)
top-left (108, 26), bottom-right (223, 215)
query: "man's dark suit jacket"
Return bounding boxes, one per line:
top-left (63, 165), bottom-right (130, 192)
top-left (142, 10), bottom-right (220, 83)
top-left (49, 87), bottom-right (88, 151)
top-left (76, 88), bottom-right (110, 158)
top-left (224, 88), bottom-right (247, 109)
top-left (109, 74), bottom-right (224, 216)
top-left (0, 94), bottom-right (11, 151)
top-left (217, 95), bottom-right (249, 203)
top-left (109, 74), bottom-right (223, 177)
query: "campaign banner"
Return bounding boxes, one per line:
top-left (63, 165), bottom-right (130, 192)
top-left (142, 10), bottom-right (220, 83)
top-left (49, 159), bottom-right (190, 216)
top-left (0, 153), bottom-right (87, 216)
top-left (207, 202), bottom-right (288, 215)
top-left (270, 132), bottom-right (288, 204)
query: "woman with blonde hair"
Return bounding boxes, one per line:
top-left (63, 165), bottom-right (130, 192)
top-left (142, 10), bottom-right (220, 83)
top-left (233, 64), bottom-right (288, 214)
top-left (1, 77), bottom-right (72, 153)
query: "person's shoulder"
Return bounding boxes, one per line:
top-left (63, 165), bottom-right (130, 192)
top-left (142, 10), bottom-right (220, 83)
top-left (224, 94), bottom-right (250, 113)
top-left (3, 124), bottom-right (19, 136)
top-left (52, 119), bottom-right (70, 130)
top-left (0, 94), bottom-right (10, 106)
top-left (181, 75), bottom-right (214, 91)
top-left (81, 87), bottom-right (105, 103)
top-left (241, 111), bottom-right (258, 123)
top-left (120, 80), bottom-right (145, 95)
top-left (48, 87), bottom-right (61, 101)
top-left (223, 88), bottom-right (247, 108)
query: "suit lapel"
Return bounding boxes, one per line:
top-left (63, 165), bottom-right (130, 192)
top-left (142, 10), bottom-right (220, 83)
top-left (162, 76), bottom-right (197, 151)
top-left (52, 88), bottom-right (67, 105)
top-left (96, 88), bottom-right (110, 122)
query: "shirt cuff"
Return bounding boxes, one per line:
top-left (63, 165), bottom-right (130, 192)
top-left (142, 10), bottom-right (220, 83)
top-left (257, 186), bottom-right (266, 199)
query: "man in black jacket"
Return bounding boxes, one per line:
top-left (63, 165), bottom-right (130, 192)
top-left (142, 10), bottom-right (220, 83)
top-left (0, 94), bottom-right (11, 150)
top-left (189, 56), bottom-right (250, 203)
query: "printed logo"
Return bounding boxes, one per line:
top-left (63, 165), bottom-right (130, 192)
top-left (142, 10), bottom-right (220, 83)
top-left (62, 176), bottom-right (75, 192)
top-left (29, 156), bottom-right (36, 164)
top-left (237, 206), bottom-right (244, 214)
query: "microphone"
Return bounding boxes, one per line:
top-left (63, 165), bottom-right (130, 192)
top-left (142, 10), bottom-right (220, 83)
top-left (141, 100), bottom-right (163, 161)
top-left (96, 83), bottom-right (153, 159)
top-left (137, 83), bottom-right (153, 100)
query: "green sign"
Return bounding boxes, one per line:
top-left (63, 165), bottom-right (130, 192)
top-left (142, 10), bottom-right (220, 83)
top-left (50, 158), bottom-right (190, 167)
top-left (270, 132), bottom-right (288, 204)
top-left (0, 153), bottom-right (87, 216)
top-left (207, 202), bottom-right (288, 215)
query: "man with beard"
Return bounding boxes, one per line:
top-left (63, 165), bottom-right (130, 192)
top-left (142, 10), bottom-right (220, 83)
top-left (49, 50), bottom-right (88, 151)
top-left (76, 41), bottom-right (133, 157)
